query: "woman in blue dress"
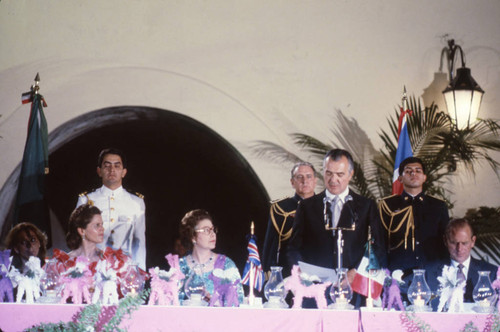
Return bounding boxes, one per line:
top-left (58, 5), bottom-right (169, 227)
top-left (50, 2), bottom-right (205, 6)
top-left (178, 209), bottom-right (243, 306)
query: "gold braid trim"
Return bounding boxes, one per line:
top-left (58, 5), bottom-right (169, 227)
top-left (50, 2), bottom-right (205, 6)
top-left (79, 192), bottom-right (94, 206)
top-left (379, 200), bottom-right (415, 251)
top-left (270, 202), bottom-right (296, 252)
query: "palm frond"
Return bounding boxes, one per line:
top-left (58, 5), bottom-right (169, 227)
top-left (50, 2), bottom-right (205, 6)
top-left (250, 140), bottom-right (305, 166)
top-left (290, 133), bottom-right (332, 157)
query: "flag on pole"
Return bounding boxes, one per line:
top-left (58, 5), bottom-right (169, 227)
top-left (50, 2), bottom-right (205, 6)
top-left (242, 233), bottom-right (265, 292)
top-left (14, 74), bottom-right (51, 237)
top-left (392, 88), bottom-right (413, 195)
top-left (351, 242), bottom-right (385, 299)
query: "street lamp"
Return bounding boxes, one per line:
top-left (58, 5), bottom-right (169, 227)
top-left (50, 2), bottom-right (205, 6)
top-left (442, 39), bottom-right (484, 129)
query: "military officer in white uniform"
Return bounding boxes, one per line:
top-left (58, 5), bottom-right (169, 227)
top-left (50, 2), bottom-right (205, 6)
top-left (77, 148), bottom-right (146, 269)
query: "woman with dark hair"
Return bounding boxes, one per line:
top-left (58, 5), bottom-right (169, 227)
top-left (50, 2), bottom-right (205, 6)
top-left (178, 209), bottom-right (243, 306)
top-left (65, 204), bottom-right (105, 263)
top-left (6, 222), bottom-right (48, 272)
top-left (52, 204), bottom-right (106, 274)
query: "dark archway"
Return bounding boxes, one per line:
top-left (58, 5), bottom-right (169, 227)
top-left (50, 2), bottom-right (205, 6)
top-left (45, 106), bottom-right (269, 271)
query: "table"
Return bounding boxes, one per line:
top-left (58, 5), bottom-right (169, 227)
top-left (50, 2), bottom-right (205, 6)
top-left (0, 303), bottom-right (493, 332)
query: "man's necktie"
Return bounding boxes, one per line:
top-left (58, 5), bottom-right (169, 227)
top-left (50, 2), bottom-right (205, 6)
top-left (457, 263), bottom-right (466, 284)
top-left (330, 196), bottom-right (341, 229)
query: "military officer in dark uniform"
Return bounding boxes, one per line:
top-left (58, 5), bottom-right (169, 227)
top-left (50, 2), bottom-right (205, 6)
top-left (379, 157), bottom-right (449, 274)
top-left (262, 162), bottom-right (317, 277)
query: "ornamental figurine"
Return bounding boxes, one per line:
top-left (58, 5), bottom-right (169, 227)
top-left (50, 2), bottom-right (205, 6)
top-left (490, 266), bottom-right (500, 312)
top-left (382, 269), bottom-right (405, 311)
top-left (148, 254), bottom-right (185, 306)
top-left (436, 265), bottom-right (466, 313)
top-left (92, 259), bottom-right (119, 305)
top-left (0, 249), bottom-right (14, 302)
top-left (284, 265), bottom-right (331, 309)
top-left (13, 256), bottom-right (45, 303)
top-left (59, 256), bottom-right (93, 304)
top-left (209, 267), bottom-right (241, 307)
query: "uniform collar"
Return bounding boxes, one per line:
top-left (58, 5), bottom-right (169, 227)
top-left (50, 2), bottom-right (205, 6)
top-left (100, 185), bottom-right (124, 196)
top-left (293, 193), bottom-right (303, 202)
top-left (402, 190), bottom-right (424, 203)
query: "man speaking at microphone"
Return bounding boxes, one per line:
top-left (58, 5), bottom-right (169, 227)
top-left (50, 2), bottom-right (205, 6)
top-left (287, 149), bottom-right (387, 305)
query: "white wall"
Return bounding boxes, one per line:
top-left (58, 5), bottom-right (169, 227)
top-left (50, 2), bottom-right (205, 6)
top-left (1, 0), bottom-right (499, 217)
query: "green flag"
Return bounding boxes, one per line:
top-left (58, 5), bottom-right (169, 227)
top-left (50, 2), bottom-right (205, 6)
top-left (14, 90), bottom-right (51, 237)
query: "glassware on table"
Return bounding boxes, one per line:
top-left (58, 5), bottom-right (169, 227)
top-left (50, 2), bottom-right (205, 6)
top-left (472, 271), bottom-right (496, 313)
top-left (407, 269), bottom-right (432, 311)
top-left (263, 266), bottom-right (287, 308)
top-left (38, 258), bottom-right (61, 303)
top-left (329, 268), bottom-right (353, 309)
top-left (184, 265), bottom-right (206, 306)
top-left (120, 264), bottom-right (145, 297)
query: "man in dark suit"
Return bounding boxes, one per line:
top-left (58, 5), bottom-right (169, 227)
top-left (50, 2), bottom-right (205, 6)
top-left (287, 149), bottom-right (387, 284)
top-left (379, 157), bottom-right (449, 274)
top-left (262, 162), bottom-right (317, 278)
top-left (426, 218), bottom-right (497, 304)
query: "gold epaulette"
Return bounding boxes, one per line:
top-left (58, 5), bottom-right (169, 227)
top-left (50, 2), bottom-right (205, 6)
top-left (380, 194), bottom-right (399, 201)
top-left (426, 194), bottom-right (446, 202)
top-left (270, 196), bottom-right (291, 204)
top-left (79, 191), bottom-right (94, 206)
top-left (134, 192), bottom-right (145, 199)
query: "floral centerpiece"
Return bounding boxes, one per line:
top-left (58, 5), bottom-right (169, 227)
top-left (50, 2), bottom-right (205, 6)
top-left (436, 265), bottom-right (466, 312)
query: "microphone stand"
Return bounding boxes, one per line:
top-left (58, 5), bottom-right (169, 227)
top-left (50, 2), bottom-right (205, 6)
top-left (324, 195), bottom-right (357, 272)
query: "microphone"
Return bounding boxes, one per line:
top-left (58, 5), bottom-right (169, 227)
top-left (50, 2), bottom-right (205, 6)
top-left (323, 196), bottom-right (331, 229)
top-left (344, 195), bottom-right (358, 226)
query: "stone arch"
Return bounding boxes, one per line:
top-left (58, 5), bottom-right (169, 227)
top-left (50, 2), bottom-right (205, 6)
top-left (1, 106), bottom-right (269, 270)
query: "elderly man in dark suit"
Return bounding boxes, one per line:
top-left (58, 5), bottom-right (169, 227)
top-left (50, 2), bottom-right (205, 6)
top-left (262, 162), bottom-right (317, 278)
top-left (426, 218), bottom-right (497, 305)
top-left (287, 149), bottom-right (387, 289)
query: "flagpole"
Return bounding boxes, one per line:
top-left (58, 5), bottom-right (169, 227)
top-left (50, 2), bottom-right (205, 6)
top-left (249, 221), bottom-right (255, 305)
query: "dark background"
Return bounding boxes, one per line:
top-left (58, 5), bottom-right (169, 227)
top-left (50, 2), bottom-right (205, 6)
top-left (13, 106), bottom-right (269, 272)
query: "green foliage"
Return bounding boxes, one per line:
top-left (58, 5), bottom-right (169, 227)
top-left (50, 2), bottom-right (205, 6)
top-left (24, 289), bottom-right (150, 332)
top-left (252, 95), bottom-right (500, 207)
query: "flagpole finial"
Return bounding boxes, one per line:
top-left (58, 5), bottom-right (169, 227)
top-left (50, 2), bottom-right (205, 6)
top-left (32, 73), bottom-right (41, 95)
top-left (402, 86), bottom-right (408, 110)
top-left (250, 221), bottom-right (254, 235)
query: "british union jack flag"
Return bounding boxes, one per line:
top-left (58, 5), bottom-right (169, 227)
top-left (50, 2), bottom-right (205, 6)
top-left (242, 234), bottom-right (265, 291)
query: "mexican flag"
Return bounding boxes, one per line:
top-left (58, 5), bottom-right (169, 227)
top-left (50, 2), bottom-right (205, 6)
top-left (351, 246), bottom-right (385, 299)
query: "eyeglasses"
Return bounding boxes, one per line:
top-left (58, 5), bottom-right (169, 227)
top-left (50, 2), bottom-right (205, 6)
top-left (195, 227), bottom-right (218, 236)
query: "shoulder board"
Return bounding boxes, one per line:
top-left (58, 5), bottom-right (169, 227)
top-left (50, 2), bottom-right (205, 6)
top-left (381, 194), bottom-right (399, 201)
top-left (426, 195), bottom-right (446, 202)
top-left (124, 188), bottom-right (145, 199)
top-left (270, 196), bottom-right (291, 204)
top-left (78, 191), bottom-right (88, 197)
